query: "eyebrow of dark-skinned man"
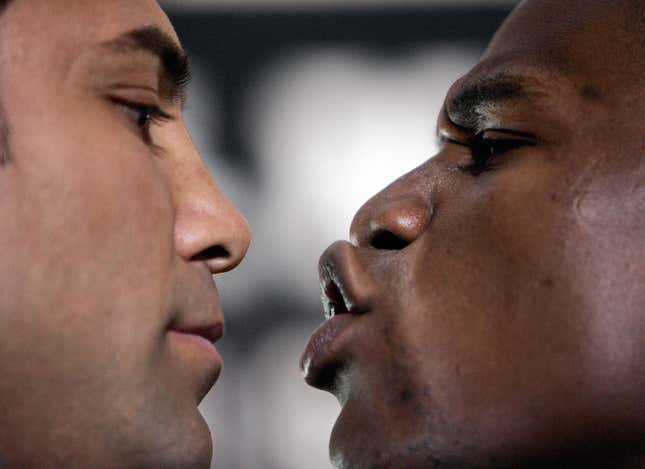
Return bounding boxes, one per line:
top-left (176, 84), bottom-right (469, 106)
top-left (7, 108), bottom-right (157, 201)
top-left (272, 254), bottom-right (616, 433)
top-left (99, 26), bottom-right (192, 106)
top-left (446, 73), bottom-right (543, 131)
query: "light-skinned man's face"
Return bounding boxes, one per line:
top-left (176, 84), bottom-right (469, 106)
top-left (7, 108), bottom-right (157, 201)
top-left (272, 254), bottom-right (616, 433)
top-left (0, 0), bottom-right (250, 467)
top-left (302, 0), bottom-right (644, 467)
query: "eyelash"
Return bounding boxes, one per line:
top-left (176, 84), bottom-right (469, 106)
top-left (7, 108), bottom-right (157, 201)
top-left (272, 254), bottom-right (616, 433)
top-left (114, 100), bottom-right (172, 145)
top-left (457, 131), bottom-right (534, 175)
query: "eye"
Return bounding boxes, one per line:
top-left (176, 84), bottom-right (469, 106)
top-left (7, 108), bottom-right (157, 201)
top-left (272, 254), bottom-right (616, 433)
top-left (460, 130), bottom-right (535, 175)
top-left (113, 100), bottom-right (172, 144)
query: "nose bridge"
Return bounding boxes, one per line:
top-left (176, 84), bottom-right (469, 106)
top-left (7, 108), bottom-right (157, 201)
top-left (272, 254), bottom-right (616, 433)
top-left (350, 165), bottom-right (433, 250)
top-left (168, 125), bottom-right (251, 273)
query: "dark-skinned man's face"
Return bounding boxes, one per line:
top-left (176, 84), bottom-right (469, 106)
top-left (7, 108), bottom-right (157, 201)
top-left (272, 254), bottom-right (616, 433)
top-left (0, 0), bottom-right (250, 467)
top-left (302, 0), bottom-right (645, 467)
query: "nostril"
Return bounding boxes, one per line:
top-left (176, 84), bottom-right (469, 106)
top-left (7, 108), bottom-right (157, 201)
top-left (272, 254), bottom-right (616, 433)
top-left (369, 229), bottom-right (410, 251)
top-left (191, 245), bottom-right (230, 262)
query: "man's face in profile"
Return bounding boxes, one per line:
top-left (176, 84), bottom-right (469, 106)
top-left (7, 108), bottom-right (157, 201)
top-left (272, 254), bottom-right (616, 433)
top-left (302, 0), bottom-right (644, 467)
top-left (0, 0), bottom-right (250, 466)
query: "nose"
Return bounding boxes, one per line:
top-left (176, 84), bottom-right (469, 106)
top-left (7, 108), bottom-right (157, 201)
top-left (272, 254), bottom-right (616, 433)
top-left (350, 194), bottom-right (431, 250)
top-left (168, 127), bottom-right (251, 274)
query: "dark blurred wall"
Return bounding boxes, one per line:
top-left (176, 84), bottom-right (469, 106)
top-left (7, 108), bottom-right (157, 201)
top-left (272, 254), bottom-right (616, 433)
top-left (161, 4), bottom-right (516, 468)
top-left (166, 6), bottom-right (511, 173)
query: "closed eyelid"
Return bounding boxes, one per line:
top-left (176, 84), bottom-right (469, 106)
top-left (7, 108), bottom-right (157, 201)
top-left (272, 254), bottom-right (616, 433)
top-left (437, 134), bottom-right (462, 147)
top-left (436, 107), bottom-right (472, 145)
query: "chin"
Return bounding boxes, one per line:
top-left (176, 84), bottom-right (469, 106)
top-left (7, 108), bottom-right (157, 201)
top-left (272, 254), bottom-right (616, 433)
top-left (330, 435), bottom-right (443, 469)
top-left (328, 399), bottom-right (445, 469)
top-left (135, 408), bottom-right (213, 469)
top-left (171, 412), bottom-right (214, 469)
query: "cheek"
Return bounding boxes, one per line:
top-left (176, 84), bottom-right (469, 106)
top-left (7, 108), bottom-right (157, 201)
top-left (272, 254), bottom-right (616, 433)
top-left (355, 256), bottom-right (442, 419)
top-left (26, 106), bottom-right (174, 269)
top-left (0, 103), bottom-right (177, 369)
top-left (389, 169), bottom-right (641, 452)
top-left (6, 84), bottom-right (177, 266)
top-left (408, 178), bottom-right (577, 377)
top-left (0, 112), bottom-right (181, 456)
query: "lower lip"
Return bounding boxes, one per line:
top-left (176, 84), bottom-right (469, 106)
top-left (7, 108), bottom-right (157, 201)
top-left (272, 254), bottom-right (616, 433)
top-left (301, 313), bottom-right (358, 387)
top-left (167, 330), bottom-right (223, 366)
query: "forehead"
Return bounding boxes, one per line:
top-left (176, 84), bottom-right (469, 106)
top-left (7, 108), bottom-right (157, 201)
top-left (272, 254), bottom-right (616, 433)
top-left (481, 0), bottom-right (640, 88)
top-left (1, 0), bottom-right (177, 61)
top-left (445, 0), bottom-right (643, 126)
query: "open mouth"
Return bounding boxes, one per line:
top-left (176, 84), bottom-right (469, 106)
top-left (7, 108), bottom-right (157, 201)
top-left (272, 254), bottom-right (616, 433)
top-left (301, 276), bottom-right (356, 388)
top-left (322, 270), bottom-right (350, 319)
top-left (302, 241), bottom-right (373, 389)
top-left (319, 249), bottom-right (368, 320)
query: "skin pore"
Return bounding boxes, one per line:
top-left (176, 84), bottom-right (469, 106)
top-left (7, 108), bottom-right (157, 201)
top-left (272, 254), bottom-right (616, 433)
top-left (0, 1), bottom-right (250, 467)
top-left (302, 0), bottom-right (644, 467)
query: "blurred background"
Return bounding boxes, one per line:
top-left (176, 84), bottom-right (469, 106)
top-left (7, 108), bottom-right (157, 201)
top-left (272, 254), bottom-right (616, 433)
top-left (159, 1), bottom-right (517, 467)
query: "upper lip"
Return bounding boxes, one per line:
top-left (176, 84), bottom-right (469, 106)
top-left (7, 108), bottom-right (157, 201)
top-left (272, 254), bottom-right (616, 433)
top-left (319, 240), bottom-right (372, 320)
top-left (167, 270), bottom-right (225, 344)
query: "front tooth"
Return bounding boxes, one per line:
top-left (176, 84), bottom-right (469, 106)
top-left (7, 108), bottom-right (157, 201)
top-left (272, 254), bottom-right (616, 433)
top-left (321, 287), bottom-right (334, 320)
top-left (338, 286), bottom-right (353, 314)
top-left (323, 298), bottom-right (335, 320)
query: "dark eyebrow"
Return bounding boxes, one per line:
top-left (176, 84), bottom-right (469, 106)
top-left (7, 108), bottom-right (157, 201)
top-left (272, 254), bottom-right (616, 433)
top-left (99, 26), bottom-right (191, 106)
top-left (446, 74), bottom-right (536, 130)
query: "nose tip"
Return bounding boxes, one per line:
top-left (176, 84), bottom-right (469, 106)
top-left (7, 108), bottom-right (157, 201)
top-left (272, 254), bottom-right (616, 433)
top-left (351, 196), bottom-right (431, 250)
top-left (197, 213), bottom-right (251, 274)
top-left (173, 176), bottom-right (252, 275)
